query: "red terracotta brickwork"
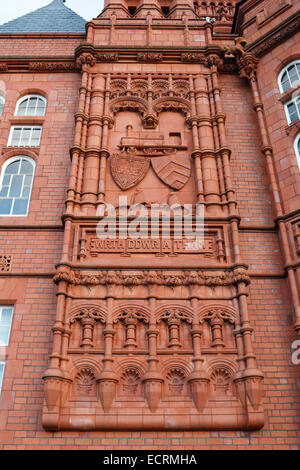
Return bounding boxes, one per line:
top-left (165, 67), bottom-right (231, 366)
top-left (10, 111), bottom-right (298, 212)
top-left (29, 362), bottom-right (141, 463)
top-left (0, 0), bottom-right (299, 449)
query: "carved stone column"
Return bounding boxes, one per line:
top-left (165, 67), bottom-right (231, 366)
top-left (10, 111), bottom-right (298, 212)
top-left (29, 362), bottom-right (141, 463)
top-left (187, 296), bottom-right (210, 412)
top-left (189, 75), bottom-right (204, 203)
top-left (194, 74), bottom-right (221, 212)
top-left (239, 52), bottom-right (300, 337)
top-left (42, 275), bottom-right (68, 412)
top-left (97, 296), bottom-right (118, 412)
top-left (142, 292), bottom-right (163, 412)
top-left (82, 72), bottom-right (104, 212)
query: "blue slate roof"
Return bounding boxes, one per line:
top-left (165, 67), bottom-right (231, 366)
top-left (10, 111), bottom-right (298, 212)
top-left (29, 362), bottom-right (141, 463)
top-left (0, 0), bottom-right (86, 33)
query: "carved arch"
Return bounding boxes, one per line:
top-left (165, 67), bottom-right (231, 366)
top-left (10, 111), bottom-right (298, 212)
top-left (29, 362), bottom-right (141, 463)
top-left (112, 303), bottom-right (150, 324)
top-left (110, 96), bottom-right (148, 118)
top-left (153, 97), bottom-right (191, 117)
top-left (155, 304), bottom-right (193, 324)
top-left (198, 303), bottom-right (237, 324)
top-left (67, 303), bottom-right (107, 324)
top-left (69, 357), bottom-right (103, 379)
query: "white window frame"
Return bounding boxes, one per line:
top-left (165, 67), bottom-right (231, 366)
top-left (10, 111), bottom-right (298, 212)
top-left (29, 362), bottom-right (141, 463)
top-left (0, 156), bottom-right (36, 217)
top-left (278, 60), bottom-right (300, 94)
top-left (8, 125), bottom-right (42, 147)
top-left (15, 94), bottom-right (47, 117)
top-left (0, 305), bottom-right (14, 346)
top-left (294, 134), bottom-right (300, 169)
top-left (0, 361), bottom-right (5, 394)
top-left (284, 96), bottom-right (300, 125)
top-left (0, 96), bottom-right (4, 117)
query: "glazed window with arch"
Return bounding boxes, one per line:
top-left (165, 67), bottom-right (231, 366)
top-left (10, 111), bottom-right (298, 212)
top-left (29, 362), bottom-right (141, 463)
top-left (295, 134), bottom-right (300, 169)
top-left (15, 94), bottom-right (46, 117)
top-left (278, 60), bottom-right (300, 93)
top-left (0, 156), bottom-right (35, 216)
top-left (0, 96), bottom-right (4, 116)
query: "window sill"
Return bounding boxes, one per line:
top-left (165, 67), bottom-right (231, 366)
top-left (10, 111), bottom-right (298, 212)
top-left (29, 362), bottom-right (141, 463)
top-left (1, 146), bottom-right (40, 155)
top-left (279, 84), bottom-right (300, 104)
top-left (286, 119), bottom-right (300, 138)
top-left (9, 117), bottom-right (44, 125)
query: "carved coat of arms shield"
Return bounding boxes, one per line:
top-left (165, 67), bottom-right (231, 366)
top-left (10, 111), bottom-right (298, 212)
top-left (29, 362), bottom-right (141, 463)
top-left (151, 152), bottom-right (191, 190)
top-left (110, 152), bottom-right (150, 190)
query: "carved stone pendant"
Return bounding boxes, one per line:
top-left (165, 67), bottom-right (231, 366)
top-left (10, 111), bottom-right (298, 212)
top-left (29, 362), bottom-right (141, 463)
top-left (110, 152), bottom-right (150, 190)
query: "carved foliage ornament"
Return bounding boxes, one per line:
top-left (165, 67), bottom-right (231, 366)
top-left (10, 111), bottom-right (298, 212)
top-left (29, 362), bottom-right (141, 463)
top-left (181, 53), bottom-right (223, 69)
top-left (69, 306), bottom-right (106, 324)
top-left (29, 62), bottom-right (77, 72)
top-left (137, 52), bottom-right (163, 63)
top-left (159, 308), bottom-right (192, 324)
top-left (54, 268), bottom-right (251, 288)
top-left (114, 308), bottom-right (149, 324)
top-left (0, 255), bottom-right (12, 272)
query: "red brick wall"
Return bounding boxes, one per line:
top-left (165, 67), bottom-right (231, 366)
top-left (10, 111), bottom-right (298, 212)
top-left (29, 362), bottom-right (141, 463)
top-left (0, 1), bottom-right (299, 449)
top-left (256, 30), bottom-right (300, 214)
top-left (0, 70), bottom-right (298, 450)
top-left (0, 36), bottom-right (84, 58)
top-left (0, 277), bottom-right (299, 449)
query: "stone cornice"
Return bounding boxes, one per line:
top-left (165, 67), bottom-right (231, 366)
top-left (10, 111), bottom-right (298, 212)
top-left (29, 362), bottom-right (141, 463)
top-left (246, 9), bottom-right (300, 58)
top-left (0, 32), bottom-right (85, 39)
top-left (0, 59), bottom-right (78, 73)
top-left (53, 266), bottom-right (251, 288)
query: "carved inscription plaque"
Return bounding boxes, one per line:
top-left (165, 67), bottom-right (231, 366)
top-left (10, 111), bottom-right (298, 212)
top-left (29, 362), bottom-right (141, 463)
top-left (88, 237), bottom-right (214, 257)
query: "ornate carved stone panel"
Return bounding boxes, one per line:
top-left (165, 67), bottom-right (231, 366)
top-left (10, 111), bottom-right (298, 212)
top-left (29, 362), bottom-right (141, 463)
top-left (42, 9), bottom-right (264, 431)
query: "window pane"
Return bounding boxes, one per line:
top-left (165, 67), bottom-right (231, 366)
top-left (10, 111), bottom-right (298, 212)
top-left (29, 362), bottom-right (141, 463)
top-left (9, 174), bottom-right (23, 198)
top-left (17, 100), bottom-right (27, 116)
top-left (0, 307), bottom-right (13, 326)
top-left (20, 160), bottom-right (34, 175)
top-left (0, 187), bottom-right (8, 198)
top-left (5, 161), bottom-right (20, 174)
top-left (3, 175), bottom-right (11, 186)
top-left (0, 98), bottom-right (4, 116)
top-left (0, 363), bottom-right (4, 391)
top-left (289, 68), bottom-right (299, 86)
top-left (288, 102), bottom-right (298, 122)
top-left (12, 198), bottom-right (29, 215)
top-left (22, 186), bottom-right (30, 198)
top-left (0, 198), bottom-right (13, 215)
top-left (0, 327), bottom-right (10, 345)
top-left (24, 175), bottom-right (33, 186)
top-left (30, 128), bottom-right (41, 146)
top-left (20, 128), bottom-right (31, 146)
top-left (11, 128), bottom-right (21, 146)
top-left (36, 98), bottom-right (45, 116)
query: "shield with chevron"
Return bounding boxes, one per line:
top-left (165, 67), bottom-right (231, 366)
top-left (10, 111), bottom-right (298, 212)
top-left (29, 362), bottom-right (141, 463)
top-left (151, 152), bottom-right (191, 190)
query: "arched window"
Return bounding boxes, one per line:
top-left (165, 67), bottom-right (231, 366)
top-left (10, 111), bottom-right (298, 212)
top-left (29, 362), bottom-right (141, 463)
top-left (294, 134), bottom-right (300, 169)
top-left (0, 96), bottom-right (4, 117)
top-left (278, 60), bottom-right (300, 93)
top-left (0, 157), bottom-right (35, 216)
top-left (15, 94), bottom-right (46, 117)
